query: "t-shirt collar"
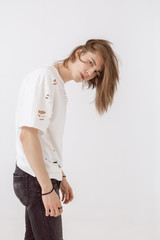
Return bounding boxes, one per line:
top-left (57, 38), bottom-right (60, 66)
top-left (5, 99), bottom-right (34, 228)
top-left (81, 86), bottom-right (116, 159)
top-left (50, 64), bottom-right (65, 85)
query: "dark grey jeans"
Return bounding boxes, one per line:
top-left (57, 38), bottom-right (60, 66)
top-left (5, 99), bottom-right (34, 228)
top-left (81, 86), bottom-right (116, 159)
top-left (13, 164), bottom-right (63, 240)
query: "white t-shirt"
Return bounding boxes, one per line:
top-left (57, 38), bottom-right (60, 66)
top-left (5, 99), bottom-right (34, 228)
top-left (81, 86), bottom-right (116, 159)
top-left (15, 64), bottom-right (68, 181)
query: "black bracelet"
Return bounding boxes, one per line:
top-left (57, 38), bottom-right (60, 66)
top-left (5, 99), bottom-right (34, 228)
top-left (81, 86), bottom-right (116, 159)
top-left (41, 185), bottom-right (54, 196)
top-left (63, 175), bottom-right (66, 178)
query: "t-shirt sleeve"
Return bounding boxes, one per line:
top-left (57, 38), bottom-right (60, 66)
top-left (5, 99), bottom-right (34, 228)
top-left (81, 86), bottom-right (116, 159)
top-left (16, 68), bottom-right (56, 135)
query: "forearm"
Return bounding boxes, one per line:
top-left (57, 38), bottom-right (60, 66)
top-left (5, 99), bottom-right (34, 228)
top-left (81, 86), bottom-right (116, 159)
top-left (20, 132), bottom-right (52, 193)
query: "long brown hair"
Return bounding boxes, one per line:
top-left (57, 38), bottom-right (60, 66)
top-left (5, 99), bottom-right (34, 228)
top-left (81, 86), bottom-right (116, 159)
top-left (62, 39), bottom-right (120, 115)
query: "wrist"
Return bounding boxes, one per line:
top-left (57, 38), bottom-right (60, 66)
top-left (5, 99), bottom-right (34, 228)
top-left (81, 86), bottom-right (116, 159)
top-left (41, 184), bottom-right (55, 196)
top-left (62, 176), bottom-right (67, 182)
top-left (41, 181), bottom-right (53, 194)
top-left (62, 170), bottom-right (66, 178)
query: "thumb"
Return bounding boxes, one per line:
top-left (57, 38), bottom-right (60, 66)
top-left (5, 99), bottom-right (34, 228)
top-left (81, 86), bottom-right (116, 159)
top-left (61, 192), bottom-right (64, 201)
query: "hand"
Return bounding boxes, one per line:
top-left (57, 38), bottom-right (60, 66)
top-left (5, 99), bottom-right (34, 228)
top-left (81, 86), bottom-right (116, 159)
top-left (60, 178), bottom-right (74, 204)
top-left (42, 188), bottom-right (63, 217)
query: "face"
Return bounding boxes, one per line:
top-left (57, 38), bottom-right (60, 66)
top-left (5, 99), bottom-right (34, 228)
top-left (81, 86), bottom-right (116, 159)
top-left (70, 49), bottom-right (104, 82)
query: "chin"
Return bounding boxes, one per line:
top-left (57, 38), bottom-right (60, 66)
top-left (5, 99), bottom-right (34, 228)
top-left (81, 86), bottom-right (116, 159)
top-left (74, 78), bottom-right (82, 83)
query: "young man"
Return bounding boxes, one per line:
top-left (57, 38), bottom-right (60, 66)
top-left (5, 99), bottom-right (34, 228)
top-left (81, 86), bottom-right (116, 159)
top-left (13, 39), bottom-right (119, 239)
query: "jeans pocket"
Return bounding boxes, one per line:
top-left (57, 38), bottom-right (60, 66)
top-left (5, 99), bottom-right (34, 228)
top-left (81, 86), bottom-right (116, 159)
top-left (51, 179), bottom-right (60, 198)
top-left (34, 178), bottom-right (42, 194)
top-left (13, 173), bottom-right (29, 206)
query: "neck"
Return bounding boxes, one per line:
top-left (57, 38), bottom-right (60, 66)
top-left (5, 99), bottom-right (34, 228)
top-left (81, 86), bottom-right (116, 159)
top-left (54, 62), bottom-right (73, 83)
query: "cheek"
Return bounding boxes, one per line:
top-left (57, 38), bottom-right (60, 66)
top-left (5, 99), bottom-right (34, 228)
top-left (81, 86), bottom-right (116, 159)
top-left (74, 61), bottom-right (87, 76)
top-left (81, 64), bottom-right (88, 73)
top-left (74, 64), bottom-right (83, 75)
top-left (77, 61), bottom-right (84, 69)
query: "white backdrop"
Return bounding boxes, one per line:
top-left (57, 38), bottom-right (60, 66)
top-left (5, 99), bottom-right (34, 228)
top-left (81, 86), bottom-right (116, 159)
top-left (0, 0), bottom-right (159, 239)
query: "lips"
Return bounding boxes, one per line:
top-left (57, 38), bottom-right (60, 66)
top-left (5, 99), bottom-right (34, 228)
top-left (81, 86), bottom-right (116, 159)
top-left (80, 73), bottom-right (84, 80)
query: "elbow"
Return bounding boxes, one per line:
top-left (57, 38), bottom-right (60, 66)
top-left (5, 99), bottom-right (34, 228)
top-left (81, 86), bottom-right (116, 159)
top-left (20, 126), bottom-right (38, 142)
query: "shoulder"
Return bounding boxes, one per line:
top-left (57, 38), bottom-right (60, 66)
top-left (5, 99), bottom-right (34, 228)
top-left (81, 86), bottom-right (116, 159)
top-left (23, 65), bottom-right (57, 88)
top-left (27, 65), bottom-right (54, 79)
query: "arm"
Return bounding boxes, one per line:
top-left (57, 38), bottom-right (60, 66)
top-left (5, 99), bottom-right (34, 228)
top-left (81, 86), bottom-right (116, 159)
top-left (20, 126), bottom-right (63, 217)
top-left (20, 126), bottom-right (53, 193)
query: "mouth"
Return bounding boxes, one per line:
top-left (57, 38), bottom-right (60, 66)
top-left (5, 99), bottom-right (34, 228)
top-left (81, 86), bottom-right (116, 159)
top-left (80, 73), bottom-right (84, 80)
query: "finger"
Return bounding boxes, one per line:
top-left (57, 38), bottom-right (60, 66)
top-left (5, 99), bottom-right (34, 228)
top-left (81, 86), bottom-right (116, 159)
top-left (49, 208), bottom-right (55, 217)
top-left (63, 199), bottom-right (70, 204)
top-left (62, 191), bottom-right (66, 201)
top-left (58, 200), bottom-right (63, 208)
top-left (45, 207), bottom-right (50, 217)
top-left (64, 192), bottom-right (74, 204)
top-left (68, 189), bottom-right (73, 199)
top-left (70, 191), bottom-right (74, 200)
top-left (49, 208), bottom-right (56, 217)
top-left (62, 193), bottom-right (66, 202)
top-left (69, 193), bottom-right (74, 202)
top-left (66, 191), bottom-right (69, 200)
top-left (58, 205), bottom-right (63, 214)
top-left (67, 190), bottom-right (73, 201)
top-left (64, 197), bottom-right (70, 204)
top-left (61, 193), bottom-right (64, 201)
top-left (54, 208), bottom-right (60, 217)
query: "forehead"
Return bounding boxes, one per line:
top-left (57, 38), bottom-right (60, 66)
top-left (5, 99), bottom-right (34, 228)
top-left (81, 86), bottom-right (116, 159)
top-left (84, 51), bottom-right (104, 71)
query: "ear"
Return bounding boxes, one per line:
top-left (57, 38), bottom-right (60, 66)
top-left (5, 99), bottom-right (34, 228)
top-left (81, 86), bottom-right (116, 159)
top-left (75, 49), bottom-right (83, 58)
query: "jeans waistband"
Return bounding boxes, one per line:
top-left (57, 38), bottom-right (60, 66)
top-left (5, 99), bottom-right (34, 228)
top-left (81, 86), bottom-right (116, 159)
top-left (14, 164), bottom-right (61, 185)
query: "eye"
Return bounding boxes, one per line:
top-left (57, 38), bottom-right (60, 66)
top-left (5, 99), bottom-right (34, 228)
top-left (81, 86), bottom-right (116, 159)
top-left (89, 60), bottom-right (93, 66)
